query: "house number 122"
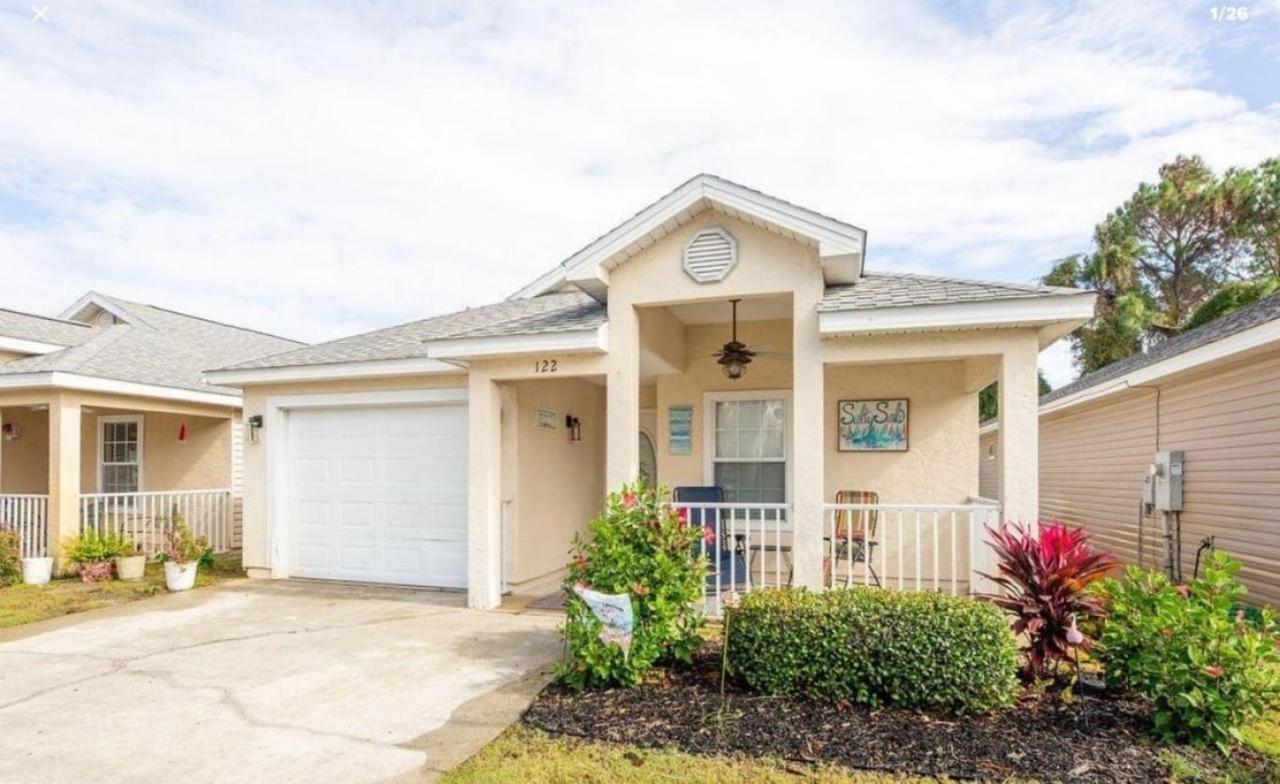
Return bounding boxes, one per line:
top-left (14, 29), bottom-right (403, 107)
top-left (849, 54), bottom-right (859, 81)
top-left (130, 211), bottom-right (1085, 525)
top-left (534, 359), bottom-right (558, 373)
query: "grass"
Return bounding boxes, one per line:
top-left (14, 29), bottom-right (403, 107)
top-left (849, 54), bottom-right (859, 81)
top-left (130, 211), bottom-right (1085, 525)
top-left (439, 725), bottom-right (964, 784)
top-left (0, 553), bottom-right (242, 629)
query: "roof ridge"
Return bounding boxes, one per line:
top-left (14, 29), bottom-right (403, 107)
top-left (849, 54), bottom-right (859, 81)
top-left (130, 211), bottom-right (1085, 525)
top-left (98, 294), bottom-right (304, 345)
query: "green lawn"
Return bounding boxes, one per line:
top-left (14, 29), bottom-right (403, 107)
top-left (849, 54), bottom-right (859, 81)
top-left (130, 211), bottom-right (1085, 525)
top-left (0, 553), bottom-right (242, 629)
top-left (442, 711), bottom-right (1280, 784)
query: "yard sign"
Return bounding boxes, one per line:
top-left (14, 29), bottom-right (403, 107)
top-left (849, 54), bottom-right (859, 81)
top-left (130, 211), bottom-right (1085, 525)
top-left (838, 399), bottom-right (909, 452)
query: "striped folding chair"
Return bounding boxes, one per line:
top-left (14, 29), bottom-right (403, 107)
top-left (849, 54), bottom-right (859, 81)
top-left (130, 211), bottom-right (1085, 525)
top-left (824, 489), bottom-right (881, 587)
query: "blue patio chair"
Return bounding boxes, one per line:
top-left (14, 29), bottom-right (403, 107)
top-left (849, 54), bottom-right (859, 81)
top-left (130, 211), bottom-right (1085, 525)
top-left (673, 486), bottom-right (746, 589)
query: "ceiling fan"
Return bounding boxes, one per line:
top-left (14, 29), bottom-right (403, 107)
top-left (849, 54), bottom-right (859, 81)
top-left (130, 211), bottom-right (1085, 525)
top-left (713, 298), bottom-right (790, 379)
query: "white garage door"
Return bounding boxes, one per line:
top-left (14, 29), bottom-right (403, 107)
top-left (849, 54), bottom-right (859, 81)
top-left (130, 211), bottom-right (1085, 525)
top-left (286, 404), bottom-right (468, 587)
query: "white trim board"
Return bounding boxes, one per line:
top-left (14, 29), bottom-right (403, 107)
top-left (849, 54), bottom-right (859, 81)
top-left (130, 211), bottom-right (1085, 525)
top-left (205, 356), bottom-right (465, 386)
top-left (818, 294), bottom-right (1096, 338)
top-left (0, 372), bottom-right (241, 408)
top-left (58, 292), bottom-right (150, 329)
top-left (0, 336), bottom-right (67, 355)
top-left (512, 175), bottom-right (867, 300)
top-left (262, 387), bottom-right (469, 580)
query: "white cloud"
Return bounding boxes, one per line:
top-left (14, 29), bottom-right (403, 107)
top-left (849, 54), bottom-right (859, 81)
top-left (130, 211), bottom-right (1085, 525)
top-left (0, 0), bottom-right (1277, 368)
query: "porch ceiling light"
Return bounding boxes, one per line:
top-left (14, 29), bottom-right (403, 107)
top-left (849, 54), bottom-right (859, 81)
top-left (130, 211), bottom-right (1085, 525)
top-left (722, 358), bottom-right (746, 380)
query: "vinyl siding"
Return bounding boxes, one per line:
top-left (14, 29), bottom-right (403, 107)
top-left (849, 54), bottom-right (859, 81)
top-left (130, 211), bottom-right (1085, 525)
top-left (978, 430), bottom-right (999, 500)
top-left (1002, 345), bottom-right (1280, 607)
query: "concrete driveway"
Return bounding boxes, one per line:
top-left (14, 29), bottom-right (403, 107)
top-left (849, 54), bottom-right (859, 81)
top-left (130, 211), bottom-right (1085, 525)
top-left (0, 580), bottom-right (562, 784)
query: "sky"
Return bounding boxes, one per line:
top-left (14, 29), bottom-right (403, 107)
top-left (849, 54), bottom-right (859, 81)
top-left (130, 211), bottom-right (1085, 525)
top-left (2, 0), bottom-right (1279, 387)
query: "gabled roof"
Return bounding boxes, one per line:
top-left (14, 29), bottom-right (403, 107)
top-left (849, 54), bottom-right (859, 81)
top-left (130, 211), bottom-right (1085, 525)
top-left (0, 308), bottom-right (96, 350)
top-left (0, 293), bottom-right (303, 400)
top-left (511, 174), bottom-right (867, 301)
top-left (213, 292), bottom-right (604, 373)
top-left (1041, 291), bottom-right (1280, 409)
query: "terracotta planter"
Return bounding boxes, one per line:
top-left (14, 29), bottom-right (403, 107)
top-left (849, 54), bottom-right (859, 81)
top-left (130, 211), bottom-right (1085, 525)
top-left (164, 561), bottom-right (198, 592)
top-left (114, 554), bottom-right (147, 582)
top-left (21, 557), bottom-right (53, 586)
top-left (79, 560), bottom-right (114, 582)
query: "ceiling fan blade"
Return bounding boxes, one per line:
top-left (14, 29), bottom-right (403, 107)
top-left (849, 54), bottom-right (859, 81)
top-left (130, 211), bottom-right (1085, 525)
top-left (752, 351), bottom-right (792, 359)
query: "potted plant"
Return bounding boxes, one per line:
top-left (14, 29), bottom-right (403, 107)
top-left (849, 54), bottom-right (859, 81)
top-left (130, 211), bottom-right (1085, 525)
top-left (64, 531), bottom-right (128, 582)
top-left (156, 517), bottom-right (209, 592)
top-left (20, 555), bottom-right (53, 586)
top-left (114, 537), bottom-right (147, 582)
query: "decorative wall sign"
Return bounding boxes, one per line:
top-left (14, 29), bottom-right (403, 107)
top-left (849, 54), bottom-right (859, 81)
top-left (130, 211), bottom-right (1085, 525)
top-left (667, 405), bottom-right (694, 455)
top-left (837, 399), bottom-right (909, 452)
top-left (534, 407), bottom-right (559, 431)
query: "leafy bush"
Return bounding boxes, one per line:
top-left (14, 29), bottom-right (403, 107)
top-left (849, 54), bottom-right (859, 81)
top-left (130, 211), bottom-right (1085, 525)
top-left (559, 482), bottom-right (706, 690)
top-left (983, 520), bottom-right (1115, 678)
top-left (0, 528), bottom-right (20, 586)
top-left (156, 517), bottom-right (209, 565)
top-left (64, 531), bottom-right (130, 564)
top-left (1096, 551), bottom-right (1280, 754)
top-left (726, 587), bottom-right (1019, 714)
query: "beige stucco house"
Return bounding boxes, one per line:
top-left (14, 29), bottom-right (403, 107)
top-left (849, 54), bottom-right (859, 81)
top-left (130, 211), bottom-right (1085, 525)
top-left (981, 292), bottom-right (1280, 606)
top-left (0, 293), bottom-right (301, 564)
top-left (208, 175), bottom-right (1097, 609)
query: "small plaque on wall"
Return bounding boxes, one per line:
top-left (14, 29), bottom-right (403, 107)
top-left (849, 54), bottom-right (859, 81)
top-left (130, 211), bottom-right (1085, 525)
top-left (534, 408), bottom-right (559, 431)
top-left (667, 405), bottom-right (693, 455)
top-left (837, 399), bottom-right (909, 452)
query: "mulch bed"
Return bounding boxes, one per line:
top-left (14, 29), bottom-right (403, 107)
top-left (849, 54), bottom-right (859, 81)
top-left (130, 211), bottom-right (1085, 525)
top-left (523, 642), bottom-right (1275, 783)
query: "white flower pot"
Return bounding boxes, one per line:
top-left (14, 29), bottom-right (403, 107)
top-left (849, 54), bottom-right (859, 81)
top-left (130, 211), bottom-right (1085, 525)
top-left (164, 561), bottom-right (198, 592)
top-left (115, 554), bottom-right (147, 582)
top-left (21, 557), bottom-right (53, 586)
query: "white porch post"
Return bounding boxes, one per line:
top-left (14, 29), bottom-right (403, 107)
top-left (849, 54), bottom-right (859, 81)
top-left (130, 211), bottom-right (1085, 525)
top-left (997, 331), bottom-right (1040, 528)
top-left (47, 393), bottom-right (81, 575)
top-left (467, 373), bottom-right (503, 609)
top-left (791, 285), bottom-right (826, 589)
top-left (606, 301), bottom-right (640, 489)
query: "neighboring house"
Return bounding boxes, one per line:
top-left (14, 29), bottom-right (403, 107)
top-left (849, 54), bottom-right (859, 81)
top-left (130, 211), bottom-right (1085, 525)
top-left (208, 174), bottom-right (1096, 609)
top-left (0, 293), bottom-right (303, 563)
top-left (980, 293), bottom-right (1280, 606)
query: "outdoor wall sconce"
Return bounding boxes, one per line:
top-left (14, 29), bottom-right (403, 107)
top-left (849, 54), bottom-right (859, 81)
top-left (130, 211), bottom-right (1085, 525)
top-left (247, 414), bottom-right (263, 444)
top-left (1, 422), bottom-right (19, 441)
top-left (565, 415), bottom-right (582, 442)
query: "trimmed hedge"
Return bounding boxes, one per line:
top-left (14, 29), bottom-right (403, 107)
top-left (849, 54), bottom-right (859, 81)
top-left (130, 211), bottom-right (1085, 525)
top-left (726, 587), bottom-right (1018, 714)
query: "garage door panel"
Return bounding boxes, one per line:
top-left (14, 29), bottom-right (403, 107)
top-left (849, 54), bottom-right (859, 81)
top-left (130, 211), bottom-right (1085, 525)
top-left (287, 403), bottom-right (468, 588)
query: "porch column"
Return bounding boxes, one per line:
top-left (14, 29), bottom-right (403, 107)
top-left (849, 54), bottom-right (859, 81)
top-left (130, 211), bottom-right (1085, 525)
top-left (467, 372), bottom-right (503, 609)
top-left (998, 331), bottom-right (1040, 527)
top-left (791, 287), bottom-right (826, 589)
top-left (47, 393), bottom-right (81, 575)
top-left (606, 301), bottom-right (640, 489)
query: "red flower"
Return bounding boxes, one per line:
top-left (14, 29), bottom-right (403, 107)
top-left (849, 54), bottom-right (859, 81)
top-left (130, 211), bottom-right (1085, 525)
top-left (676, 507), bottom-right (689, 526)
top-left (632, 582), bottom-right (649, 597)
top-left (1204, 665), bottom-right (1224, 679)
top-left (572, 554), bottom-right (587, 568)
top-left (621, 492), bottom-right (638, 509)
top-left (703, 526), bottom-right (717, 547)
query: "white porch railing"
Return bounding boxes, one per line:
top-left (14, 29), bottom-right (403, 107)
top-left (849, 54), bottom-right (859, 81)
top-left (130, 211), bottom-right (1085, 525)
top-left (80, 489), bottom-right (234, 555)
top-left (0, 494), bottom-right (49, 558)
top-left (675, 502), bottom-right (793, 616)
top-left (824, 502), bottom-right (1002, 596)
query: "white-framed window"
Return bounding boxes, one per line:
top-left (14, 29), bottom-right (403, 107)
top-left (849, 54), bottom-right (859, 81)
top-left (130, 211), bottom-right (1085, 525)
top-left (98, 415), bottom-right (143, 493)
top-left (703, 390), bottom-right (791, 505)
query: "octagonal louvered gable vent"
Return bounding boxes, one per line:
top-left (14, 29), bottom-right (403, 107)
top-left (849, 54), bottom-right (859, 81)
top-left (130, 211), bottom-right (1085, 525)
top-left (682, 227), bottom-right (738, 284)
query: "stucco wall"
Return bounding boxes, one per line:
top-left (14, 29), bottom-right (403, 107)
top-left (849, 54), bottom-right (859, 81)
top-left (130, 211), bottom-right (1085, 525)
top-left (76, 410), bottom-right (231, 492)
top-left (506, 377), bottom-right (606, 586)
top-left (0, 407), bottom-right (49, 494)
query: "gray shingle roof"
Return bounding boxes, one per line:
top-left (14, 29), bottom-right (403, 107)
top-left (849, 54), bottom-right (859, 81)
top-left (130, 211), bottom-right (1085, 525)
top-left (0, 308), bottom-right (96, 347)
top-left (819, 272), bottom-right (1084, 312)
top-left (0, 294), bottom-right (303, 395)
top-left (219, 292), bottom-right (605, 371)
top-left (1041, 292), bottom-right (1280, 405)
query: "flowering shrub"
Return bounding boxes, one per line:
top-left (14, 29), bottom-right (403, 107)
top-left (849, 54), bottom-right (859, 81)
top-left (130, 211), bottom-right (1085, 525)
top-left (1096, 552), bottom-right (1280, 753)
top-left (558, 481), bottom-right (706, 690)
top-left (0, 528), bottom-right (20, 586)
top-left (982, 520), bottom-right (1115, 678)
top-left (157, 516), bottom-right (209, 565)
top-left (728, 587), bottom-right (1018, 714)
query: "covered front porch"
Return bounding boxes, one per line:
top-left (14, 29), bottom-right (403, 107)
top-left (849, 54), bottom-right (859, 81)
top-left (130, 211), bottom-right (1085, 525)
top-left (0, 389), bottom-right (239, 567)
top-left (467, 291), bottom-right (1039, 611)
